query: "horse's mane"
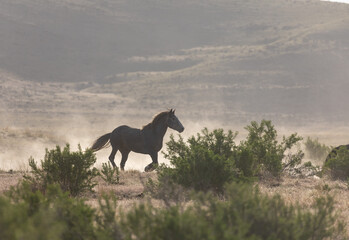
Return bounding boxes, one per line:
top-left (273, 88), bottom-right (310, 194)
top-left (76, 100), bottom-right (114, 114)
top-left (142, 110), bottom-right (170, 130)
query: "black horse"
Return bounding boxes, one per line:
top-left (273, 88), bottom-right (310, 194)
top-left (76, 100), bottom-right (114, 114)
top-left (325, 144), bottom-right (349, 162)
top-left (91, 109), bottom-right (184, 172)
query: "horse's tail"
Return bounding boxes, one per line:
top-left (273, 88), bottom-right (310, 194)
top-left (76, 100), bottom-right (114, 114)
top-left (91, 133), bottom-right (111, 152)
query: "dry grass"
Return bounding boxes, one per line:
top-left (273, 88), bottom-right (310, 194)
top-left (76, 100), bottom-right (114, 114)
top-left (86, 170), bottom-right (160, 211)
top-left (0, 172), bottom-right (23, 194)
top-left (1, 170), bottom-right (348, 234)
top-left (259, 175), bottom-right (349, 235)
top-left (259, 175), bottom-right (347, 207)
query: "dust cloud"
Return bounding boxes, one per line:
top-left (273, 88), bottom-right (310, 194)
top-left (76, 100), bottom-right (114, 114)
top-left (1, 109), bottom-right (348, 171)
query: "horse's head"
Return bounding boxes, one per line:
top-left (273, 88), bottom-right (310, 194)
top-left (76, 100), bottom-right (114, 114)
top-left (167, 109), bottom-right (184, 133)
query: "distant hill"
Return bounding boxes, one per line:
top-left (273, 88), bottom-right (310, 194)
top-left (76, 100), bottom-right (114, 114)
top-left (1, 0), bottom-right (349, 124)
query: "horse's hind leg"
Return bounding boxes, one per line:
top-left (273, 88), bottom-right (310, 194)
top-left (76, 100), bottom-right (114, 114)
top-left (120, 151), bottom-right (130, 171)
top-left (108, 146), bottom-right (118, 168)
top-left (145, 152), bottom-right (158, 172)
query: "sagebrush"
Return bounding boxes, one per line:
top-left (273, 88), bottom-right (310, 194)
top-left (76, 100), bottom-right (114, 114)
top-left (100, 162), bottom-right (120, 185)
top-left (304, 137), bottom-right (331, 161)
top-left (2, 182), bottom-right (122, 240)
top-left (239, 120), bottom-right (303, 176)
top-left (157, 120), bottom-right (304, 194)
top-left (24, 144), bottom-right (99, 196)
top-left (159, 128), bottom-right (240, 193)
top-left (122, 183), bottom-right (345, 240)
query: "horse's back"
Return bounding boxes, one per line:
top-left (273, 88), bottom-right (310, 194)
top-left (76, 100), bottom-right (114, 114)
top-left (112, 125), bottom-right (139, 133)
top-left (111, 125), bottom-right (141, 139)
top-left (110, 125), bottom-right (145, 152)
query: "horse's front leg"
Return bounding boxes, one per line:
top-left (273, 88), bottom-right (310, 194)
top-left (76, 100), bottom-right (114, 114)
top-left (145, 152), bottom-right (158, 172)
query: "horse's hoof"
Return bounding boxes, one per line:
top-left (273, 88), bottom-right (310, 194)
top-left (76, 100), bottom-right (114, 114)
top-left (144, 163), bottom-right (158, 172)
top-left (144, 165), bottom-right (152, 172)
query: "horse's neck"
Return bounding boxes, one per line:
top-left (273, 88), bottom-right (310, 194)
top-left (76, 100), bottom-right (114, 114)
top-left (153, 121), bottom-right (168, 139)
top-left (141, 119), bottom-right (167, 137)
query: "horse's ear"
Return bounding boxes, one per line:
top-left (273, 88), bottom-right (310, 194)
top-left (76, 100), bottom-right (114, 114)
top-left (169, 109), bottom-right (174, 114)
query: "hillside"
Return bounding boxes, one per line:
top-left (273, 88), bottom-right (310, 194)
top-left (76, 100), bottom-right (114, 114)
top-left (1, 0), bottom-right (349, 120)
top-left (1, 0), bottom-right (349, 170)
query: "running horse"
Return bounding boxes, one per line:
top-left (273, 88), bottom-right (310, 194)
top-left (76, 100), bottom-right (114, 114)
top-left (91, 109), bottom-right (184, 172)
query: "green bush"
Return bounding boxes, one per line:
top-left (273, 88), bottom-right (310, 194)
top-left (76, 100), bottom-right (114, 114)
top-left (1, 182), bottom-right (122, 240)
top-left (0, 193), bottom-right (64, 240)
top-left (145, 175), bottom-right (188, 207)
top-left (323, 146), bottom-right (349, 180)
top-left (100, 162), bottom-right (120, 185)
top-left (304, 137), bottom-right (331, 161)
top-left (158, 121), bottom-right (304, 193)
top-left (239, 120), bottom-right (303, 176)
top-left (160, 128), bottom-right (240, 193)
top-left (25, 144), bottom-right (99, 196)
top-left (2, 182), bottom-right (96, 240)
top-left (2, 179), bottom-right (345, 240)
top-left (121, 183), bottom-right (345, 240)
top-left (95, 193), bottom-right (123, 240)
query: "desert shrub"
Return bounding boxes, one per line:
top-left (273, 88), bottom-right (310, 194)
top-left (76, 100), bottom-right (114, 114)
top-left (301, 161), bottom-right (321, 174)
top-left (158, 122), bottom-right (304, 193)
top-left (0, 192), bottom-right (64, 240)
top-left (100, 162), bottom-right (120, 185)
top-left (323, 146), bottom-right (349, 180)
top-left (145, 175), bottom-right (188, 207)
top-left (234, 145), bottom-right (259, 178)
top-left (239, 120), bottom-right (304, 176)
top-left (301, 161), bottom-right (321, 176)
top-left (303, 161), bottom-right (313, 168)
top-left (159, 128), bottom-right (240, 193)
top-left (2, 182), bottom-right (96, 240)
top-left (1, 182), bottom-right (122, 240)
top-left (121, 183), bottom-right (345, 240)
top-left (95, 193), bottom-right (123, 240)
top-left (25, 144), bottom-right (99, 196)
top-left (304, 137), bottom-right (331, 161)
